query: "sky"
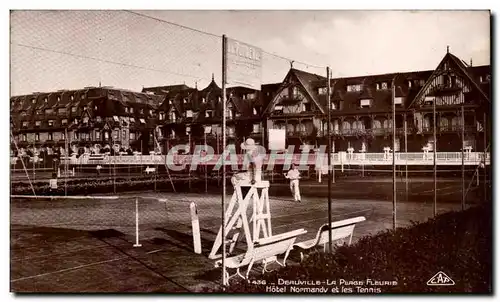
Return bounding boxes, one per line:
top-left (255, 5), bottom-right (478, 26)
top-left (9, 10), bottom-right (490, 96)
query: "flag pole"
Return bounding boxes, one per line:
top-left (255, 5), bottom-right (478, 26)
top-left (461, 106), bottom-right (465, 210)
top-left (433, 89), bottom-right (437, 217)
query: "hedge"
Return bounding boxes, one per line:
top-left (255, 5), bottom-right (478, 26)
top-left (208, 203), bottom-right (492, 294)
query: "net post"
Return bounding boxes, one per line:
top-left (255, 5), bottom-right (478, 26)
top-left (133, 197), bottom-right (142, 247)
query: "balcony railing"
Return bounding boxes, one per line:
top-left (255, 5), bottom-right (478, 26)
top-left (56, 151), bottom-right (490, 167)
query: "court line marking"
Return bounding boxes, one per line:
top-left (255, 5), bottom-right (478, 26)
top-left (11, 248), bottom-right (164, 283)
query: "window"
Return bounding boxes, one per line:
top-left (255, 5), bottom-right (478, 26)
top-left (81, 94), bottom-right (85, 100)
top-left (253, 123), bottom-right (260, 133)
top-left (22, 134), bottom-right (27, 141)
top-left (44, 98), bottom-right (48, 103)
top-left (36, 110), bottom-right (41, 115)
top-left (130, 107), bottom-right (134, 113)
top-left (122, 130), bottom-right (126, 139)
top-left (129, 132), bottom-right (136, 140)
top-left (139, 118), bottom-right (146, 124)
top-left (114, 130), bottom-right (119, 139)
top-left (202, 98), bottom-right (206, 103)
top-left (186, 126), bottom-right (191, 135)
top-left (347, 84), bottom-right (362, 92)
top-left (159, 112), bottom-right (165, 120)
top-left (74, 118), bottom-right (79, 124)
top-left (83, 106), bottom-right (87, 111)
top-left (330, 102), bottom-right (336, 110)
top-left (228, 127), bottom-right (235, 136)
top-left (360, 99), bottom-right (372, 107)
top-left (71, 106), bottom-right (76, 113)
top-left (171, 130), bottom-right (176, 138)
top-left (95, 131), bottom-right (101, 139)
top-left (149, 109), bottom-right (153, 116)
top-left (48, 133), bottom-right (53, 140)
top-left (31, 98), bottom-right (36, 104)
top-left (376, 83), bottom-right (380, 90)
top-left (381, 82), bottom-right (388, 89)
top-left (96, 116), bottom-right (102, 122)
top-left (227, 109), bottom-right (233, 119)
top-left (253, 108), bottom-right (258, 115)
top-left (35, 121), bottom-right (41, 127)
top-left (35, 133), bottom-right (40, 141)
top-left (130, 117), bottom-right (135, 123)
top-left (70, 95), bottom-right (74, 101)
top-left (140, 109), bottom-right (144, 114)
top-left (170, 112), bottom-right (177, 122)
top-left (45, 108), bottom-right (53, 114)
top-left (48, 120), bottom-right (54, 127)
top-left (373, 120), bottom-right (382, 129)
top-left (83, 117), bottom-right (89, 123)
top-left (205, 110), bottom-right (213, 118)
top-left (125, 107), bottom-right (129, 113)
top-left (74, 132), bottom-right (78, 140)
top-left (113, 116), bottom-right (119, 122)
top-left (62, 119), bottom-right (68, 125)
top-left (104, 132), bottom-right (109, 139)
top-left (58, 108), bottom-right (66, 114)
top-left (408, 80), bottom-right (412, 88)
top-left (22, 121), bottom-right (28, 128)
top-left (394, 97), bottom-right (403, 105)
top-left (247, 93), bottom-right (255, 99)
top-left (183, 98), bottom-right (188, 104)
top-left (186, 110), bottom-right (193, 118)
top-left (318, 87), bottom-right (327, 95)
top-left (424, 96), bottom-right (435, 105)
top-left (168, 99), bottom-right (173, 105)
top-left (61, 132), bottom-right (65, 140)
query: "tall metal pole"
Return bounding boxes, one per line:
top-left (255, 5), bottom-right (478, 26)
top-left (483, 112), bottom-right (487, 200)
top-left (326, 66), bottom-right (332, 252)
top-left (433, 91), bottom-right (437, 217)
top-left (188, 132), bottom-right (191, 190)
top-left (461, 106), bottom-right (465, 210)
top-left (221, 34), bottom-right (227, 289)
top-left (65, 128), bottom-right (68, 196)
top-left (204, 132), bottom-right (208, 193)
top-left (404, 114), bottom-right (408, 202)
top-left (392, 78), bottom-right (396, 230)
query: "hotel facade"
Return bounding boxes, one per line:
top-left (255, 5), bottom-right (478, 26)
top-left (10, 51), bottom-right (491, 159)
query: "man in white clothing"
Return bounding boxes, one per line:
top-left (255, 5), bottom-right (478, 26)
top-left (285, 163), bottom-right (301, 202)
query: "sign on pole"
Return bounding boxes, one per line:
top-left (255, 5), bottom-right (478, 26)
top-left (226, 38), bottom-right (262, 90)
top-left (268, 129), bottom-right (286, 151)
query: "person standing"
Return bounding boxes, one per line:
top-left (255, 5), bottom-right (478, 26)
top-left (285, 163), bottom-right (301, 202)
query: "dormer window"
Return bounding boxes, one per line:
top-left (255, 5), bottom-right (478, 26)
top-left (35, 121), bottom-right (41, 127)
top-left (113, 116), bottom-right (119, 122)
top-left (330, 102), bottom-right (337, 110)
top-left (62, 119), bottom-right (68, 125)
top-left (130, 107), bottom-right (134, 114)
top-left (202, 97), bottom-right (206, 103)
top-left (44, 98), bottom-right (48, 103)
top-left (274, 105), bottom-right (283, 113)
top-left (140, 118), bottom-right (146, 124)
top-left (318, 87), bottom-right (327, 95)
top-left (57, 96), bottom-right (61, 102)
top-left (360, 99), bottom-right (372, 108)
top-left (186, 110), bottom-right (193, 118)
top-left (48, 120), bottom-right (54, 127)
top-left (253, 108), bottom-right (258, 115)
top-left (183, 98), bottom-right (188, 104)
top-left (205, 110), bottom-right (213, 118)
top-left (22, 121), bottom-right (28, 128)
top-left (71, 106), bottom-right (76, 113)
top-left (394, 97), bottom-right (403, 105)
top-left (70, 95), bottom-right (74, 101)
top-left (170, 111), bottom-right (177, 122)
top-left (80, 94), bottom-right (85, 100)
top-left (168, 99), bottom-right (173, 105)
top-left (36, 110), bottom-right (41, 115)
top-left (347, 84), bottom-right (362, 92)
top-left (45, 108), bottom-right (53, 114)
top-left (186, 126), bottom-right (191, 135)
top-left (408, 80), bottom-right (412, 88)
top-left (130, 117), bottom-right (135, 123)
top-left (139, 109), bottom-right (144, 114)
top-left (125, 107), bottom-right (129, 113)
top-left (58, 108), bottom-right (66, 114)
top-left (83, 117), bottom-right (89, 123)
top-left (149, 109), bottom-right (153, 116)
top-left (31, 98), bottom-right (36, 104)
top-left (159, 112), bottom-right (165, 120)
top-left (83, 106), bottom-right (87, 111)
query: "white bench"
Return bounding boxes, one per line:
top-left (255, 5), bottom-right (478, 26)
top-left (293, 216), bottom-right (366, 261)
top-left (215, 228), bottom-right (307, 285)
